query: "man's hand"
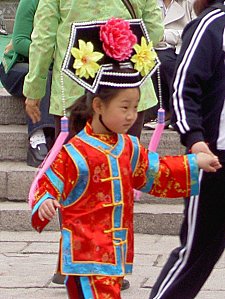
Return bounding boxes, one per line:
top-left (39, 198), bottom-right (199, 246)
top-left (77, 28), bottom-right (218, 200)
top-left (25, 98), bottom-right (41, 123)
top-left (191, 141), bottom-right (214, 156)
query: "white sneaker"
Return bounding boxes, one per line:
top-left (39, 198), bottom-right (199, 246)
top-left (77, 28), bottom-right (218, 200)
top-left (144, 119), bottom-right (171, 130)
top-left (168, 124), bottom-right (175, 130)
top-left (144, 119), bottom-right (158, 130)
top-left (29, 129), bottom-right (46, 148)
top-left (0, 27), bottom-right (8, 35)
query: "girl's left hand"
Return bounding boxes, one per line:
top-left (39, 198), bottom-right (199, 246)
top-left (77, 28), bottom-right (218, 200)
top-left (38, 198), bottom-right (61, 221)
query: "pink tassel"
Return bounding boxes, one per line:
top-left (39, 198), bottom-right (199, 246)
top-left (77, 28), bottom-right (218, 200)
top-left (134, 109), bottom-right (165, 201)
top-left (148, 108), bottom-right (165, 151)
top-left (28, 116), bottom-right (69, 208)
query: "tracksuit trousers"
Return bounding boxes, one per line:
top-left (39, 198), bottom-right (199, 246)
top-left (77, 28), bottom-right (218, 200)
top-left (150, 166), bottom-right (225, 299)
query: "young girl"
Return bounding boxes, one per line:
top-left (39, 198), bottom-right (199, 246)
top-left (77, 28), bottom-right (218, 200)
top-left (30, 19), bottom-right (221, 299)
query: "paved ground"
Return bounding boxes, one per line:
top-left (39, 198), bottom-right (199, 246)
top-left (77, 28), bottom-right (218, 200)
top-left (0, 231), bottom-right (224, 299)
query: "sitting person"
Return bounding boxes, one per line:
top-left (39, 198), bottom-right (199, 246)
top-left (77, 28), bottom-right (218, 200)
top-left (144, 0), bottom-right (196, 129)
top-left (0, 0), bottom-right (55, 167)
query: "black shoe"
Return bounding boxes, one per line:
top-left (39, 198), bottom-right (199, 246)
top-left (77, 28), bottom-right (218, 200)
top-left (51, 273), bottom-right (66, 285)
top-left (121, 278), bottom-right (130, 291)
top-left (27, 143), bottom-right (48, 168)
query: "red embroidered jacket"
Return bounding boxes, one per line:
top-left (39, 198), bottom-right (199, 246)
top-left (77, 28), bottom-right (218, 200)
top-left (31, 122), bottom-right (199, 276)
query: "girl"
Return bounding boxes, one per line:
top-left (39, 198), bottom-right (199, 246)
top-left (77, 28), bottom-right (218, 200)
top-left (30, 18), bottom-right (221, 299)
top-left (31, 83), bottom-right (221, 299)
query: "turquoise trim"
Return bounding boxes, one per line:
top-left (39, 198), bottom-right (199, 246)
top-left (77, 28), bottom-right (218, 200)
top-left (114, 205), bottom-right (123, 228)
top-left (187, 154), bottom-right (199, 196)
top-left (114, 229), bottom-right (127, 240)
top-left (78, 129), bottom-right (124, 157)
top-left (80, 277), bottom-right (94, 299)
top-left (125, 263), bottom-right (133, 273)
top-left (114, 229), bottom-right (129, 273)
top-left (45, 167), bottom-right (64, 194)
top-left (64, 276), bottom-right (69, 285)
top-left (129, 135), bottom-right (140, 172)
top-left (107, 153), bottom-right (123, 229)
top-left (62, 229), bottom-right (131, 275)
top-left (32, 192), bottom-right (54, 215)
top-left (63, 144), bottom-right (89, 206)
top-left (140, 152), bottom-right (159, 193)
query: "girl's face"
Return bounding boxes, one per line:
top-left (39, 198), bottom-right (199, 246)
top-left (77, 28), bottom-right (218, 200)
top-left (92, 88), bottom-right (140, 134)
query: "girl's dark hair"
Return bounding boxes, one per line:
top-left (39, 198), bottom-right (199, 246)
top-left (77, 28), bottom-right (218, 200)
top-left (193, 0), bottom-right (217, 15)
top-left (67, 87), bottom-right (124, 137)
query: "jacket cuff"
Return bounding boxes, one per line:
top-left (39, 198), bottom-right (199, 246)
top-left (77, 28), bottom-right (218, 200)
top-left (31, 193), bottom-right (55, 232)
top-left (187, 154), bottom-right (199, 196)
top-left (23, 75), bottom-right (46, 99)
top-left (181, 131), bottom-right (205, 150)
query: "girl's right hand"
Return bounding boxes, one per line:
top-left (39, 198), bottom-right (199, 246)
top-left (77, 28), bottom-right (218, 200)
top-left (38, 199), bottom-right (61, 221)
top-left (191, 141), bottom-right (222, 172)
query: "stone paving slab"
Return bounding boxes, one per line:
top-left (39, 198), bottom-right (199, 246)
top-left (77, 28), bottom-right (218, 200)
top-left (141, 129), bottom-right (185, 156)
top-left (0, 162), bottom-right (36, 201)
top-left (0, 160), bottom-right (184, 204)
top-left (0, 88), bottom-right (26, 125)
top-left (0, 202), bottom-right (184, 235)
top-left (0, 125), bottom-right (27, 161)
top-left (0, 232), bottom-right (224, 299)
top-left (0, 124), bottom-right (184, 161)
top-left (0, 160), bottom-right (183, 202)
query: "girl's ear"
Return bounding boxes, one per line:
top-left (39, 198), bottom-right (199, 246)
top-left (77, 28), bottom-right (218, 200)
top-left (92, 97), bottom-right (103, 114)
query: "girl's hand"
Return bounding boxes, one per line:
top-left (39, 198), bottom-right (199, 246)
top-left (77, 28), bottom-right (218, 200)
top-left (196, 152), bottom-right (222, 172)
top-left (38, 198), bottom-right (61, 221)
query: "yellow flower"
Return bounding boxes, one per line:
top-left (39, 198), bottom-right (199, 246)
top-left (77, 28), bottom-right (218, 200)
top-left (131, 37), bottom-right (157, 76)
top-left (71, 39), bottom-right (104, 79)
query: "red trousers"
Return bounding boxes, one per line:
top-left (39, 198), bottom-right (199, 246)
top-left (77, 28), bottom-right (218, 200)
top-left (66, 275), bottom-right (123, 299)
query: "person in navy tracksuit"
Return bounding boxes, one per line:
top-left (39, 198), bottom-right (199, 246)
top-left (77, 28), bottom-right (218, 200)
top-left (150, 1), bottom-right (225, 298)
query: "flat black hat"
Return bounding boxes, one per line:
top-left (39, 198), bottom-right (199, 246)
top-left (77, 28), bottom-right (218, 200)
top-left (62, 18), bottom-right (160, 93)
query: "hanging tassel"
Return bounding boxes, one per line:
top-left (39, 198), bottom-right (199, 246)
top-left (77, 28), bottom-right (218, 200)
top-left (134, 67), bottom-right (165, 201)
top-left (134, 109), bottom-right (165, 201)
top-left (28, 116), bottom-right (69, 208)
top-left (148, 108), bottom-right (165, 151)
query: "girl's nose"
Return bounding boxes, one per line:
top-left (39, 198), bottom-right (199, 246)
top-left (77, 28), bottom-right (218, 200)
top-left (127, 111), bottom-right (137, 120)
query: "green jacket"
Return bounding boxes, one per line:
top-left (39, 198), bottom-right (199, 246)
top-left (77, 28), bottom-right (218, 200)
top-left (1, 0), bottom-right (39, 73)
top-left (23, 0), bottom-right (164, 116)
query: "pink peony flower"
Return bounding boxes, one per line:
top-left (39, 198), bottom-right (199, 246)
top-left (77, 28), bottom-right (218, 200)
top-left (100, 18), bottom-right (137, 61)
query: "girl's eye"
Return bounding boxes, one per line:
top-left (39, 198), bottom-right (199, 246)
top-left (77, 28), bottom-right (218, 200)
top-left (121, 106), bottom-right (128, 110)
